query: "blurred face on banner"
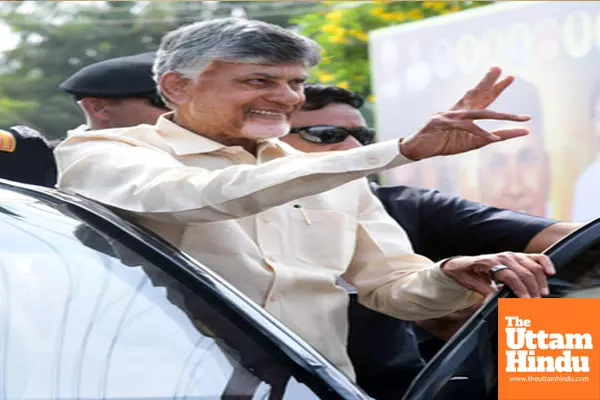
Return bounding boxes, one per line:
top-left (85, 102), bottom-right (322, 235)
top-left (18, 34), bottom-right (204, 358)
top-left (478, 120), bottom-right (549, 216)
top-left (475, 78), bottom-right (550, 217)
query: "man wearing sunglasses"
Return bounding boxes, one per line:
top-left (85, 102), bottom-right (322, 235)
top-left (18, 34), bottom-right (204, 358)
top-left (59, 52), bottom-right (170, 133)
top-left (281, 83), bottom-right (579, 399)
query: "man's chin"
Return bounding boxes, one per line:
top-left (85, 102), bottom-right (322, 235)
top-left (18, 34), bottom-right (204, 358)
top-left (242, 123), bottom-right (290, 140)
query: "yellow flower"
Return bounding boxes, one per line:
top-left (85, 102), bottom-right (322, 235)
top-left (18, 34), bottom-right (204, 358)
top-left (337, 81), bottom-right (350, 89)
top-left (391, 11), bottom-right (406, 22)
top-left (451, 3), bottom-right (462, 12)
top-left (322, 24), bottom-right (346, 35)
top-left (378, 12), bottom-right (393, 21)
top-left (316, 71), bottom-right (335, 82)
top-left (370, 7), bottom-right (386, 17)
top-left (321, 56), bottom-right (332, 65)
top-left (329, 35), bottom-right (346, 44)
top-left (326, 10), bottom-right (343, 22)
top-left (322, 24), bottom-right (338, 33)
top-left (348, 29), bottom-right (369, 42)
top-left (406, 9), bottom-right (424, 20)
top-left (378, 11), bottom-right (405, 22)
top-left (367, 94), bottom-right (375, 103)
top-left (423, 1), bottom-right (447, 12)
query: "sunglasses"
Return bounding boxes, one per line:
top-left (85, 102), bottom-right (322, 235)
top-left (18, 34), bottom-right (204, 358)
top-left (289, 125), bottom-right (376, 146)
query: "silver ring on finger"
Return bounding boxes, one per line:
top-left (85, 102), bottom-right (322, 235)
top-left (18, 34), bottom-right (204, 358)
top-left (489, 264), bottom-right (509, 282)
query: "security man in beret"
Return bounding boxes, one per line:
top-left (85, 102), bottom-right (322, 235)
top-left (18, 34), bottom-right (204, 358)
top-left (0, 125), bottom-right (57, 187)
top-left (0, 53), bottom-right (169, 187)
top-left (59, 52), bottom-right (169, 133)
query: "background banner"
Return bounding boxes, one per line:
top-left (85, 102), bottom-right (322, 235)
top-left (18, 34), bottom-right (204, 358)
top-left (370, 1), bottom-right (600, 222)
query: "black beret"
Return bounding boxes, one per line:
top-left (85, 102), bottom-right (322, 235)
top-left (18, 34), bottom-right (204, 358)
top-left (59, 52), bottom-right (157, 99)
top-left (0, 125), bottom-right (57, 188)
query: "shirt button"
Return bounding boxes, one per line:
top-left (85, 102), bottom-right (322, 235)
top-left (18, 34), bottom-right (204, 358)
top-left (269, 295), bottom-right (278, 302)
top-left (261, 215), bottom-right (272, 223)
top-left (368, 157), bottom-right (379, 165)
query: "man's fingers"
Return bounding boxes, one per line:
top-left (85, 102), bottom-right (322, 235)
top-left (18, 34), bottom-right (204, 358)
top-left (434, 119), bottom-right (528, 145)
top-left (452, 66), bottom-right (503, 109)
top-left (529, 254), bottom-right (556, 275)
top-left (490, 128), bottom-right (530, 141)
top-left (472, 66), bottom-right (503, 92)
top-left (446, 109), bottom-right (531, 121)
top-left (489, 76), bottom-right (514, 103)
top-left (460, 275), bottom-right (496, 297)
top-left (502, 259), bottom-right (541, 298)
top-left (445, 120), bottom-right (501, 141)
top-left (466, 70), bottom-right (511, 109)
top-left (493, 268), bottom-right (531, 298)
top-left (513, 255), bottom-right (547, 297)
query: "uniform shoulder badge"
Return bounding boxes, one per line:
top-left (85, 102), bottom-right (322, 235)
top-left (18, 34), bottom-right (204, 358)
top-left (0, 130), bottom-right (16, 153)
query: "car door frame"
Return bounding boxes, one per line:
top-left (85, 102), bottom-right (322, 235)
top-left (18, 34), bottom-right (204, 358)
top-left (0, 179), bottom-right (371, 400)
top-left (401, 218), bottom-right (600, 400)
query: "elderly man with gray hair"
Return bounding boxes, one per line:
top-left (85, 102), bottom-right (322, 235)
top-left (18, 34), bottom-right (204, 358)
top-left (55, 18), bottom-right (554, 380)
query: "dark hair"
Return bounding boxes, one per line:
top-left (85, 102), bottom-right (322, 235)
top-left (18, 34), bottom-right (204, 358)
top-left (155, 18), bottom-right (321, 106)
top-left (302, 84), bottom-right (364, 111)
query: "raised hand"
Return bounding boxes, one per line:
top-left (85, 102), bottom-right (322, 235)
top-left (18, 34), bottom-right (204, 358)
top-left (399, 67), bottom-right (531, 161)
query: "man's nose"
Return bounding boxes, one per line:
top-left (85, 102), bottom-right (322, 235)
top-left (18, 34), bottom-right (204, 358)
top-left (269, 84), bottom-right (304, 106)
top-left (504, 160), bottom-right (526, 197)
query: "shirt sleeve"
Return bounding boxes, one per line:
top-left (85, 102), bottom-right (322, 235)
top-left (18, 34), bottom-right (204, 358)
top-left (342, 180), bottom-right (479, 321)
top-left (55, 134), bottom-right (413, 223)
top-left (374, 185), bottom-right (557, 262)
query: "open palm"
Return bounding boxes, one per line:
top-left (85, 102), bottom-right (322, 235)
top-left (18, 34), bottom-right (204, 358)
top-left (400, 67), bottom-right (531, 161)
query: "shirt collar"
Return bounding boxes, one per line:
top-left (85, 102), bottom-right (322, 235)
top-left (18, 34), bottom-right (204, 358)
top-left (67, 124), bottom-right (89, 136)
top-left (155, 112), bottom-right (227, 155)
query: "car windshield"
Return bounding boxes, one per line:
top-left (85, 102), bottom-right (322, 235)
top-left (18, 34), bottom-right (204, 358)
top-left (0, 196), bottom-right (319, 399)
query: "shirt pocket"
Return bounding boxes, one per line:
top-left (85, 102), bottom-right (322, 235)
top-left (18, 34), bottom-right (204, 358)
top-left (287, 208), bottom-right (357, 271)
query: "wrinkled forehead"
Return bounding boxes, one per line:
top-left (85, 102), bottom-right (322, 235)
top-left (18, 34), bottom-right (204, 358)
top-left (291, 103), bottom-right (365, 128)
top-left (201, 60), bottom-right (309, 80)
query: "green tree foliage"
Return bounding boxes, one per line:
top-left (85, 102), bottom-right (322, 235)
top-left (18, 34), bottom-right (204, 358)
top-left (293, 1), bottom-right (491, 99)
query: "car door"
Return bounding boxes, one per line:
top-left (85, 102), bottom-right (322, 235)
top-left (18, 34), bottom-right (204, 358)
top-left (0, 183), bottom-right (369, 400)
top-left (401, 219), bottom-right (600, 400)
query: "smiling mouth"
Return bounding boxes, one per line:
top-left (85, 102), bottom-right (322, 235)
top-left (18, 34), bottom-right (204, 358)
top-left (249, 109), bottom-right (286, 117)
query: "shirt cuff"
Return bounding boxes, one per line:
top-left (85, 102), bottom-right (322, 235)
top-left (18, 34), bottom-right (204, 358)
top-left (343, 140), bottom-right (414, 172)
top-left (431, 258), bottom-right (476, 293)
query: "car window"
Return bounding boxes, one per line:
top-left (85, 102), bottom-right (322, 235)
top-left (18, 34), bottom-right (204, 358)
top-left (0, 201), bottom-right (320, 400)
top-left (550, 238), bottom-right (600, 298)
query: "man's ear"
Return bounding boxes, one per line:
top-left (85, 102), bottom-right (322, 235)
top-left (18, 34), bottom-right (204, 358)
top-left (159, 71), bottom-right (191, 106)
top-left (79, 98), bottom-right (111, 121)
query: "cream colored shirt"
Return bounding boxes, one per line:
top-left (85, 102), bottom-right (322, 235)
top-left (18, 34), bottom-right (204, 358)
top-left (54, 114), bottom-right (478, 379)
